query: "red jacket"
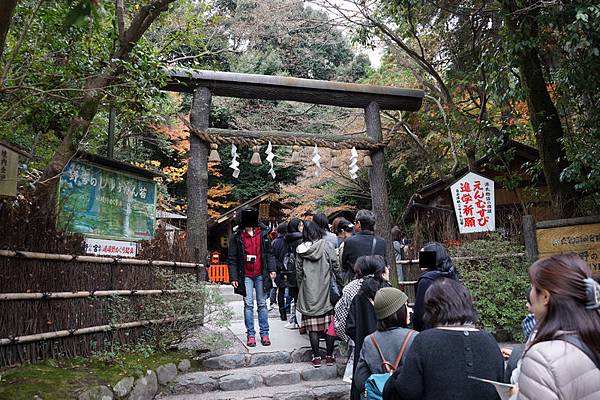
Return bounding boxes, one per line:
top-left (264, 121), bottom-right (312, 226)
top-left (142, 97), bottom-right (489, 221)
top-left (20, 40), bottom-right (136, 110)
top-left (241, 227), bottom-right (262, 278)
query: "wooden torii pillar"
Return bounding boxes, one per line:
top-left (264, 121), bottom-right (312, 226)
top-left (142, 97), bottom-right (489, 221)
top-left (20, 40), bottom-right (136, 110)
top-left (164, 70), bottom-right (424, 285)
top-left (187, 87), bottom-right (211, 279)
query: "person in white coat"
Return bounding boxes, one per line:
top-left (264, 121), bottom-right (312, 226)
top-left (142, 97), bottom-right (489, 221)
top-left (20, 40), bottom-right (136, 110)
top-left (516, 253), bottom-right (600, 400)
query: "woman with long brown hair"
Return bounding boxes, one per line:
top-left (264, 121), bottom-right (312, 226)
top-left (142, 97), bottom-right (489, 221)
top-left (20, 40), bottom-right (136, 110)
top-left (517, 253), bottom-right (600, 400)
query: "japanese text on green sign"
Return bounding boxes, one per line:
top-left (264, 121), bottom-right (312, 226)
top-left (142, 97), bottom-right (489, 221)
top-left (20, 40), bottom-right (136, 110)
top-left (57, 160), bottom-right (156, 240)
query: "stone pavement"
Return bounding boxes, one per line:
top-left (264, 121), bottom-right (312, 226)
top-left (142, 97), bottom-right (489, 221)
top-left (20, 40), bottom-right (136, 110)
top-left (217, 284), bottom-right (312, 354)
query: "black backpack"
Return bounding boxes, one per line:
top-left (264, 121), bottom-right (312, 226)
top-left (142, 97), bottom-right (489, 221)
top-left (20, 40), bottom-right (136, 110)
top-left (281, 244), bottom-right (296, 274)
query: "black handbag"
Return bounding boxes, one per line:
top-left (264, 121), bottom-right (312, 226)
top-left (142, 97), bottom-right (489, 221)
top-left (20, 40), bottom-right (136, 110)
top-left (330, 276), bottom-right (341, 306)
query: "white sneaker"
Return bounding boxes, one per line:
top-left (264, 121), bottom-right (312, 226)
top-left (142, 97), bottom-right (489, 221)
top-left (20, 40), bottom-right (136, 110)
top-left (284, 322), bottom-right (299, 329)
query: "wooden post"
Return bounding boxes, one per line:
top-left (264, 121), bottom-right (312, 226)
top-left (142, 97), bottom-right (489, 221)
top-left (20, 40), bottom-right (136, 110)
top-left (522, 214), bottom-right (538, 263)
top-left (364, 101), bottom-right (397, 287)
top-left (188, 87), bottom-right (212, 281)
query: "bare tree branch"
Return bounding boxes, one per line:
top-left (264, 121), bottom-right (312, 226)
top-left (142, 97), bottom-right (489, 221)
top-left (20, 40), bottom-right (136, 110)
top-left (425, 95), bottom-right (459, 173)
top-left (40, 0), bottom-right (178, 186)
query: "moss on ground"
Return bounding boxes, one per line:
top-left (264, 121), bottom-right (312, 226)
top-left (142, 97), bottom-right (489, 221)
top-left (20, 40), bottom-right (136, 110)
top-left (0, 349), bottom-right (192, 400)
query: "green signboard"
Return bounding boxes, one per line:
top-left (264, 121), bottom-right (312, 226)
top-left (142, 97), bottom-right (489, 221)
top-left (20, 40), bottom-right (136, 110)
top-left (57, 160), bottom-right (157, 241)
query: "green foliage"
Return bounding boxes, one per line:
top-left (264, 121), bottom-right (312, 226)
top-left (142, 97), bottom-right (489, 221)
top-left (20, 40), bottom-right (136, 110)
top-left (549, 4), bottom-right (600, 208)
top-left (106, 269), bottom-right (233, 350)
top-left (0, 0), bottom-right (211, 169)
top-left (335, 0), bottom-right (600, 219)
top-left (450, 236), bottom-right (530, 342)
top-left (221, 0), bottom-right (369, 82)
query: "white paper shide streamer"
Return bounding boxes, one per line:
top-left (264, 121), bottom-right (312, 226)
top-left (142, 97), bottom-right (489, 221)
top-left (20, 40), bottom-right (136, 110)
top-left (265, 141), bottom-right (276, 179)
top-left (312, 145), bottom-right (322, 177)
top-left (230, 144), bottom-right (240, 178)
top-left (349, 146), bottom-right (359, 179)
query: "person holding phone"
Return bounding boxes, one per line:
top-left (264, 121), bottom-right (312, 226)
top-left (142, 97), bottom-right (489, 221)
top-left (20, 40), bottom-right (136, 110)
top-left (228, 208), bottom-right (277, 347)
top-left (411, 241), bottom-right (458, 331)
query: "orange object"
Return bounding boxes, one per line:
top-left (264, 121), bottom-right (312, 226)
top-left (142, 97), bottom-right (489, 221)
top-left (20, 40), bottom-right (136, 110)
top-left (208, 264), bottom-right (230, 283)
top-left (211, 251), bottom-right (221, 264)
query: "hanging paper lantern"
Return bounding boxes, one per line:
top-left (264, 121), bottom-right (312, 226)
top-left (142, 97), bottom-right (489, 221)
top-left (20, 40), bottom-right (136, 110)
top-left (250, 145), bottom-right (262, 166)
top-left (291, 145), bottom-right (301, 163)
top-left (312, 145), bottom-right (322, 177)
top-left (230, 144), bottom-right (240, 178)
top-left (265, 141), bottom-right (276, 179)
top-left (363, 153), bottom-right (373, 168)
top-left (349, 147), bottom-right (359, 179)
top-left (330, 149), bottom-right (340, 168)
top-left (208, 143), bottom-right (221, 163)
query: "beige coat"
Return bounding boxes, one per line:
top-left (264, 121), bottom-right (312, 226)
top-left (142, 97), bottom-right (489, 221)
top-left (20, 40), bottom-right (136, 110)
top-left (518, 340), bottom-right (600, 400)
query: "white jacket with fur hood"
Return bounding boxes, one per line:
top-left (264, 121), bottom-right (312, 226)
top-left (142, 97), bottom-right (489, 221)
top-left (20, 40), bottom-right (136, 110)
top-left (518, 339), bottom-right (600, 400)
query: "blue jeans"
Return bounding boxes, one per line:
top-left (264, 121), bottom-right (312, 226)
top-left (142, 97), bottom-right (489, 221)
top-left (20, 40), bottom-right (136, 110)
top-left (244, 275), bottom-right (269, 337)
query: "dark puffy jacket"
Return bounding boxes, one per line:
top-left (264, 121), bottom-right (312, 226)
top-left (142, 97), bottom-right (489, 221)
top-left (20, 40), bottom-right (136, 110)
top-left (227, 223), bottom-right (276, 297)
top-left (272, 234), bottom-right (286, 266)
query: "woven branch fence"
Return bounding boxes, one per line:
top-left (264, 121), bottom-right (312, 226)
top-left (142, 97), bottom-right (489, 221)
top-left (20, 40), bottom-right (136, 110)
top-left (0, 250), bottom-right (204, 367)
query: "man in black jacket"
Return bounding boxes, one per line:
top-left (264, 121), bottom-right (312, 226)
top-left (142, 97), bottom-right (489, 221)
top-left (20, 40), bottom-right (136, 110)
top-left (340, 209), bottom-right (387, 285)
top-left (227, 208), bottom-right (277, 347)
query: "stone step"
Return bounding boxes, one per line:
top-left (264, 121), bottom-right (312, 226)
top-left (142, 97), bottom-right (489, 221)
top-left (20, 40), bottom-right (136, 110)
top-left (170, 362), bottom-right (347, 396)
top-left (200, 348), bottom-right (346, 370)
top-left (158, 379), bottom-right (350, 400)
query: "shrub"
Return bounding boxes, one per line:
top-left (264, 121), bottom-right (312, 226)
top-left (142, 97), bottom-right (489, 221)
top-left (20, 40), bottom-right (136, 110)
top-left (449, 236), bottom-right (530, 342)
top-left (106, 269), bottom-right (233, 350)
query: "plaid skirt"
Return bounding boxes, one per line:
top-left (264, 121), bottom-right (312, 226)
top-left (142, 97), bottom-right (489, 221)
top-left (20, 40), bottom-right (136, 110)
top-left (301, 310), bottom-right (334, 333)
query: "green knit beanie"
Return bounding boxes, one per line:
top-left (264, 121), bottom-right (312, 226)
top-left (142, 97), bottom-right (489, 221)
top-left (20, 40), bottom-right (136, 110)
top-left (374, 287), bottom-right (409, 320)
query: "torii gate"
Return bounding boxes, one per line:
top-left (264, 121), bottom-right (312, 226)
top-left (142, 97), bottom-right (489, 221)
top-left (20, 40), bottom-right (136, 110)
top-left (164, 69), bottom-right (423, 284)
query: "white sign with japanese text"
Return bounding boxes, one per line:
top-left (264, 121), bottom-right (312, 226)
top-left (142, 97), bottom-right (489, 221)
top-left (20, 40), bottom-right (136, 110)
top-left (0, 145), bottom-right (18, 197)
top-left (84, 238), bottom-right (137, 258)
top-left (451, 172), bottom-right (495, 234)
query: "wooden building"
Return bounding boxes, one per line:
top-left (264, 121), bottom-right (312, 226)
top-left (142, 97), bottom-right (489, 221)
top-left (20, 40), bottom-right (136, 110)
top-left (402, 140), bottom-right (554, 242)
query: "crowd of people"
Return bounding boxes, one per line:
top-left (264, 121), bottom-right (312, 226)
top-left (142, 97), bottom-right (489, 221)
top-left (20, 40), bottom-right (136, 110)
top-left (227, 207), bottom-right (600, 400)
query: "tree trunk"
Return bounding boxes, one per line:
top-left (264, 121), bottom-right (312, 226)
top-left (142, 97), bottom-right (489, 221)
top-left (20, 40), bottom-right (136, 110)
top-left (34, 0), bottom-right (177, 210)
top-left (37, 74), bottom-right (111, 206)
top-left (501, 0), bottom-right (577, 217)
top-left (365, 101), bottom-right (397, 287)
top-left (187, 87), bottom-right (211, 280)
top-left (0, 0), bottom-right (18, 61)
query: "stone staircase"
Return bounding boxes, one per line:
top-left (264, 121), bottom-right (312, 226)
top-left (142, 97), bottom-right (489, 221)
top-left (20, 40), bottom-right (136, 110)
top-left (159, 285), bottom-right (351, 400)
top-left (157, 348), bottom-right (350, 400)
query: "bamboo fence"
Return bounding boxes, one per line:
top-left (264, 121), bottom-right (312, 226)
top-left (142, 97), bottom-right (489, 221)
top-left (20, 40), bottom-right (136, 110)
top-left (0, 250), bottom-right (205, 366)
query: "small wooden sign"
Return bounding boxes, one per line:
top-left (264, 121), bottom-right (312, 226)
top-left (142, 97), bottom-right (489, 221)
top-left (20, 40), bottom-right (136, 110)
top-left (258, 203), bottom-right (270, 220)
top-left (0, 144), bottom-right (18, 197)
top-left (536, 218), bottom-right (600, 276)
